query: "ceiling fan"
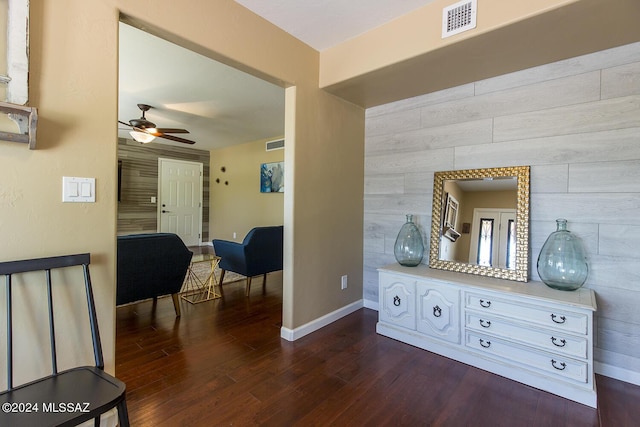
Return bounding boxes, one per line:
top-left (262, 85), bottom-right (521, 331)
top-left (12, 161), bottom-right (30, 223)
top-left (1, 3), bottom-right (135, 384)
top-left (119, 104), bottom-right (195, 145)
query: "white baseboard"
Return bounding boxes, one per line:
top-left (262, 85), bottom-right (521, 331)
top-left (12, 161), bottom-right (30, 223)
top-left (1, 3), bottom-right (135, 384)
top-left (280, 299), bottom-right (363, 341)
top-left (363, 298), bottom-right (379, 311)
top-left (595, 361), bottom-right (640, 387)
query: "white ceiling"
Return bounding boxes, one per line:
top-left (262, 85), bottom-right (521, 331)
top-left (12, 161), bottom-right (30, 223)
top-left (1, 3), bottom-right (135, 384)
top-left (234, 0), bottom-right (436, 51)
top-left (118, 2), bottom-right (437, 150)
top-left (118, 23), bottom-right (286, 151)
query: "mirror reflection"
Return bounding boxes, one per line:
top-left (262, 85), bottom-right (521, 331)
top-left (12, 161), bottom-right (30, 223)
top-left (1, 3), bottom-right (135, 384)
top-left (429, 166), bottom-right (530, 282)
top-left (440, 177), bottom-right (517, 268)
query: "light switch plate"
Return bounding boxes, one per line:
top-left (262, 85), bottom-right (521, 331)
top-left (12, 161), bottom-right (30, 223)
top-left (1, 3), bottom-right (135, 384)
top-left (63, 177), bottom-right (96, 202)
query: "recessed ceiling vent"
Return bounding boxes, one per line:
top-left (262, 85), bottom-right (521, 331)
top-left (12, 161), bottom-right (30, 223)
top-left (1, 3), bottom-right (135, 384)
top-left (442, 0), bottom-right (477, 39)
top-left (265, 138), bottom-right (284, 151)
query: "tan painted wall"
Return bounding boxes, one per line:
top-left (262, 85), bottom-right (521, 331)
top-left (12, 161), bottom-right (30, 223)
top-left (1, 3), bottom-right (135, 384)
top-left (210, 137), bottom-right (284, 242)
top-left (0, 0), bottom-right (364, 388)
top-left (321, 0), bottom-right (578, 85)
top-left (117, 0), bottom-right (365, 330)
top-left (0, 0), bottom-right (119, 385)
top-left (320, 0), bottom-right (640, 107)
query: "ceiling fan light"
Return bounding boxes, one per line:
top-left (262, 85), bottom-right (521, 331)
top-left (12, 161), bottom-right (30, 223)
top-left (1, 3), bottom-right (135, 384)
top-left (130, 130), bottom-right (155, 143)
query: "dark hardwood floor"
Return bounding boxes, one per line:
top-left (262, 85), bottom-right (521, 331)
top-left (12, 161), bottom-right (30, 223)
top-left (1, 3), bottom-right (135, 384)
top-left (116, 272), bottom-right (639, 426)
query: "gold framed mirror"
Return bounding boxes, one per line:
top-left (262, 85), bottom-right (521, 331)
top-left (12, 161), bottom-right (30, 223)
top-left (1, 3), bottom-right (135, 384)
top-left (429, 166), bottom-right (530, 282)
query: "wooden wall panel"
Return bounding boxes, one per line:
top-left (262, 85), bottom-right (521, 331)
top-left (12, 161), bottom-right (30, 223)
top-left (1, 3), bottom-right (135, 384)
top-left (117, 138), bottom-right (210, 243)
top-left (364, 41), bottom-right (640, 382)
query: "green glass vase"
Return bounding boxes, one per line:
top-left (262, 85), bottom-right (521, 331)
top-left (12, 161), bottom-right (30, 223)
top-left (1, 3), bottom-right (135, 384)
top-left (394, 214), bottom-right (424, 267)
top-left (537, 219), bottom-right (588, 291)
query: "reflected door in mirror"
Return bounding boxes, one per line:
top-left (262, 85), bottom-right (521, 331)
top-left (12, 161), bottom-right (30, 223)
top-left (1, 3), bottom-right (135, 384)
top-left (468, 209), bottom-right (516, 269)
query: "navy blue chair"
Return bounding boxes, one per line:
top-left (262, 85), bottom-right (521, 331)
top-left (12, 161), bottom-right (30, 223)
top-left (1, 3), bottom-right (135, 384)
top-left (117, 233), bottom-right (192, 316)
top-left (213, 226), bottom-right (283, 296)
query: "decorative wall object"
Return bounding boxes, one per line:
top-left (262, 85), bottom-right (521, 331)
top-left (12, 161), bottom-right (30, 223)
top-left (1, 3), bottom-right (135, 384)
top-left (260, 161), bottom-right (284, 193)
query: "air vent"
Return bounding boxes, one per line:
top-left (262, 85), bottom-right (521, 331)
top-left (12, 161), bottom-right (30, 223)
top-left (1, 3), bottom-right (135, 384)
top-left (265, 138), bottom-right (284, 151)
top-left (442, 0), bottom-right (477, 38)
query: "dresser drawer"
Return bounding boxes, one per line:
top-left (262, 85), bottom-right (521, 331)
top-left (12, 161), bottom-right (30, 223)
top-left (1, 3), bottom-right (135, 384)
top-left (466, 313), bottom-right (588, 359)
top-left (466, 293), bottom-right (588, 335)
top-left (465, 331), bottom-right (588, 383)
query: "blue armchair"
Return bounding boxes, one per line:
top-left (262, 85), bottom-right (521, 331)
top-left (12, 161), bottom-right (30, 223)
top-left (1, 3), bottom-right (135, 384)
top-left (212, 226), bottom-right (283, 296)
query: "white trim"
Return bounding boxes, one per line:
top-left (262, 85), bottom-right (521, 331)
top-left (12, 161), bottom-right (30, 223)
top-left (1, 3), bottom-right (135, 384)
top-left (595, 361), bottom-right (640, 387)
top-left (280, 300), bottom-right (363, 341)
top-left (363, 298), bottom-right (379, 311)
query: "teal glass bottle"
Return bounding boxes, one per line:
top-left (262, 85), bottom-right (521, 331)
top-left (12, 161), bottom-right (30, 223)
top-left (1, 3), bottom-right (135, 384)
top-left (394, 214), bottom-right (424, 267)
top-left (537, 219), bottom-right (588, 291)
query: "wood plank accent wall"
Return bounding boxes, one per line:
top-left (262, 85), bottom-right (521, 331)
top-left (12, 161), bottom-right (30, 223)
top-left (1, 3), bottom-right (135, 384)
top-left (364, 41), bottom-right (640, 383)
top-left (117, 138), bottom-right (210, 241)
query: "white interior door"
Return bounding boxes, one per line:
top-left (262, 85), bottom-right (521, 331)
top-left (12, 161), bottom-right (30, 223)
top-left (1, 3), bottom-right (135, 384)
top-left (158, 158), bottom-right (203, 247)
top-left (468, 208), bottom-right (516, 269)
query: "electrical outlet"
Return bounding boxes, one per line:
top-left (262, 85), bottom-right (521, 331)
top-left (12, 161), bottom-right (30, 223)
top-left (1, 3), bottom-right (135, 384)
top-left (233, 232), bottom-right (237, 239)
top-left (341, 275), bottom-right (348, 290)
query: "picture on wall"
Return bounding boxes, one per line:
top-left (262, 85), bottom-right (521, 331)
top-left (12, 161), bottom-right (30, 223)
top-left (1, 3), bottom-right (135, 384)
top-left (260, 161), bottom-right (284, 193)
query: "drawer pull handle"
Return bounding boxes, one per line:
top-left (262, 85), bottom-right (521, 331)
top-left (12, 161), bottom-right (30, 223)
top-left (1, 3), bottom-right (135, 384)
top-left (479, 339), bottom-right (491, 348)
top-left (479, 319), bottom-right (491, 328)
top-left (433, 305), bottom-right (442, 317)
top-left (551, 337), bottom-right (566, 347)
top-left (551, 314), bottom-right (566, 324)
top-left (551, 359), bottom-right (566, 371)
top-left (393, 295), bottom-right (401, 307)
top-left (479, 299), bottom-right (491, 308)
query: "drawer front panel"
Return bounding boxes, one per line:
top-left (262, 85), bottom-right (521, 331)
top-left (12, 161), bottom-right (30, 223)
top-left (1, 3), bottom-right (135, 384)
top-left (417, 281), bottom-right (460, 344)
top-left (466, 293), bottom-right (588, 334)
top-left (379, 273), bottom-right (416, 330)
top-left (465, 331), bottom-right (588, 383)
top-left (466, 314), bottom-right (588, 358)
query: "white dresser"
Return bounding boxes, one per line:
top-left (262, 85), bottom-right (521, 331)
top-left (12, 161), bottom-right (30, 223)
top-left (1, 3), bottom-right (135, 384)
top-left (377, 264), bottom-right (597, 407)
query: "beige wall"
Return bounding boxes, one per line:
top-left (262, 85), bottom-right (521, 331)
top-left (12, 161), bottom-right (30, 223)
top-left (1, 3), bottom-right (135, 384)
top-left (210, 137), bottom-right (284, 242)
top-left (117, 1), bottom-right (365, 334)
top-left (0, 0), bottom-right (364, 389)
top-left (321, 0), bottom-right (640, 107)
top-left (0, 0), bottom-right (119, 385)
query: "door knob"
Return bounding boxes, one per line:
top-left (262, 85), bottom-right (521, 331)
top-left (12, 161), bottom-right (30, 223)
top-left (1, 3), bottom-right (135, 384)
top-left (162, 210), bottom-right (171, 213)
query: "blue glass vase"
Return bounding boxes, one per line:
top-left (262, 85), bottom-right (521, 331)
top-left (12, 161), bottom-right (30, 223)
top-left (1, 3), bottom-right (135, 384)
top-left (394, 214), bottom-right (424, 267)
top-left (537, 219), bottom-right (588, 291)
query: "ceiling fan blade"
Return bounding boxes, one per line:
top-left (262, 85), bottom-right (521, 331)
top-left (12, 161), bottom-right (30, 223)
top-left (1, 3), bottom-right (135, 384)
top-left (157, 133), bottom-right (196, 145)
top-left (154, 128), bottom-right (189, 134)
top-left (120, 107), bottom-right (194, 144)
